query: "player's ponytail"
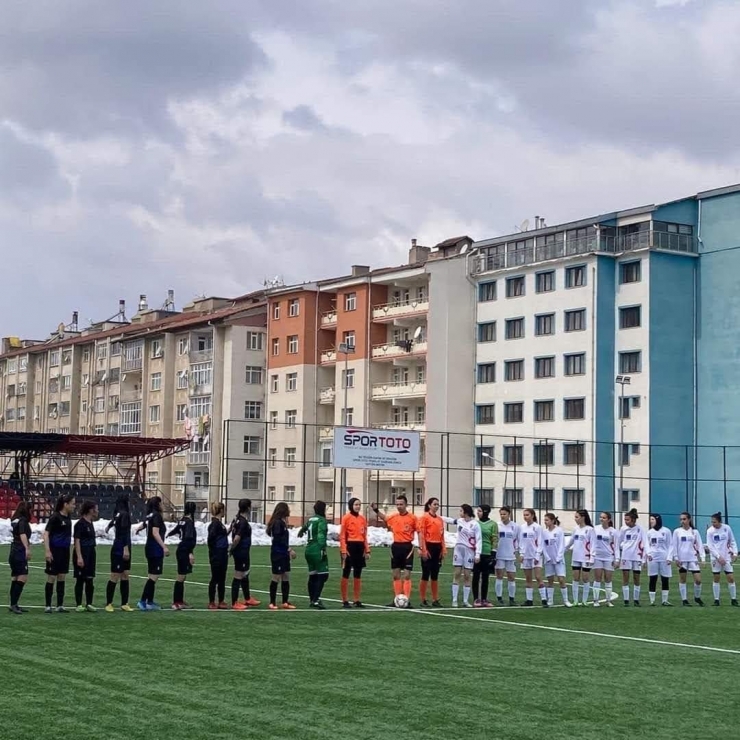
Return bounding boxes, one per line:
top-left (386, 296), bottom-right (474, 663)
top-left (601, 511), bottom-right (613, 528)
top-left (712, 511), bottom-right (723, 524)
top-left (680, 511), bottom-right (694, 528)
top-left (544, 512), bottom-right (560, 527)
top-left (577, 509), bottom-right (593, 527)
top-left (524, 507), bottom-right (537, 523)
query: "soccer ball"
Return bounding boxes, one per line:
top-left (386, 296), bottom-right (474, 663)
top-left (394, 594), bottom-right (409, 609)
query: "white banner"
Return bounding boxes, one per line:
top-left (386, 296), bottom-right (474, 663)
top-left (333, 427), bottom-right (421, 472)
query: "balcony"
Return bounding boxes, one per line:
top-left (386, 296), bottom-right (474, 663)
top-left (184, 485), bottom-right (210, 502)
top-left (120, 388), bottom-right (142, 403)
top-left (122, 357), bottom-right (143, 372)
top-left (372, 299), bottom-right (429, 323)
top-left (376, 468), bottom-right (426, 481)
top-left (372, 341), bottom-right (427, 361)
top-left (318, 466), bottom-right (334, 481)
top-left (320, 310), bottom-right (337, 328)
top-left (319, 386), bottom-right (336, 404)
top-left (188, 450), bottom-right (211, 466)
top-left (319, 426), bottom-right (334, 440)
top-left (320, 349), bottom-right (337, 365)
top-left (371, 381), bottom-right (426, 401)
top-left (190, 349), bottom-right (214, 364)
top-left (372, 421), bottom-right (426, 433)
top-left (189, 383), bottom-right (213, 397)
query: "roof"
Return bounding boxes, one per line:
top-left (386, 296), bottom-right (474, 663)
top-left (434, 235), bottom-right (473, 249)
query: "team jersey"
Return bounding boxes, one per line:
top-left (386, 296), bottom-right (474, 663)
top-left (542, 526), bottom-right (565, 564)
top-left (592, 525), bottom-right (619, 561)
top-left (647, 527), bottom-right (673, 562)
top-left (10, 516), bottom-right (32, 557)
top-left (300, 515), bottom-right (328, 551)
top-left (566, 525), bottom-right (595, 563)
top-left (270, 519), bottom-right (290, 556)
top-left (207, 518), bottom-right (229, 557)
top-left (619, 524), bottom-right (647, 562)
top-left (339, 513), bottom-right (369, 554)
top-left (230, 515), bottom-right (252, 554)
top-left (518, 522), bottom-right (543, 560)
top-left (496, 521), bottom-right (520, 560)
top-left (386, 512), bottom-right (417, 544)
top-left (418, 513), bottom-right (446, 556)
top-left (169, 516), bottom-right (197, 555)
top-left (145, 511), bottom-right (166, 557)
top-left (73, 518), bottom-right (96, 551)
top-left (45, 512), bottom-right (72, 549)
top-left (110, 510), bottom-right (132, 556)
top-left (478, 519), bottom-right (498, 556)
top-left (672, 527), bottom-right (704, 562)
top-left (442, 516), bottom-right (482, 555)
top-left (706, 524), bottom-right (737, 562)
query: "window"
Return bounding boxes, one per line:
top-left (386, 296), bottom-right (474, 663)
top-left (107, 423), bottom-right (119, 436)
top-left (108, 395), bottom-right (119, 411)
top-left (6, 408), bottom-right (15, 422)
top-left (50, 350), bottom-right (60, 367)
top-left (320, 445), bottom-right (332, 467)
top-left (565, 265), bottom-right (586, 288)
top-left (190, 396), bottom-right (212, 418)
top-left (535, 314), bottom-right (554, 336)
top-left (344, 293), bottom-right (356, 311)
top-left (120, 401), bottom-right (142, 435)
top-left (505, 318), bottom-right (524, 340)
top-left (149, 405), bottom-right (161, 423)
top-left (94, 424), bottom-right (105, 435)
top-left (36, 380), bottom-right (42, 394)
top-left (82, 348), bottom-right (90, 363)
top-left (478, 282), bottom-right (496, 302)
top-left (534, 400), bottom-right (554, 422)
top-left (244, 436), bottom-right (261, 455)
top-left (174, 471), bottom-right (185, 491)
top-left (504, 402), bottom-right (523, 423)
top-left (177, 370), bottom-right (188, 389)
top-left (620, 260), bottom-right (641, 284)
top-left (415, 406), bottom-right (425, 423)
top-left (191, 362), bottom-right (212, 388)
top-left (284, 485), bottom-right (296, 502)
top-left (62, 350), bottom-right (72, 365)
top-left (342, 368), bottom-right (355, 389)
top-left (267, 486), bottom-right (277, 502)
top-left (244, 401), bottom-right (263, 420)
top-left (564, 398), bottom-right (585, 420)
top-left (150, 339), bottom-right (163, 359)
top-left (619, 395), bottom-right (641, 419)
top-left (96, 344), bottom-right (107, 360)
top-left (268, 448), bottom-right (277, 467)
top-left (535, 357), bottom-right (555, 379)
top-left (478, 322), bottom-right (496, 343)
top-left (477, 363), bottom-right (496, 383)
top-left (285, 409), bottom-right (297, 428)
top-left (533, 444), bottom-right (554, 466)
top-left (273, 303), bottom-right (281, 320)
top-left (342, 331), bottom-right (355, 349)
top-left (197, 334), bottom-right (213, 353)
top-left (94, 397), bottom-right (105, 413)
top-left (61, 375), bottom-right (72, 390)
top-left (150, 372), bottom-right (162, 391)
top-left (345, 407), bottom-right (354, 426)
top-left (564, 353), bottom-right (586, 376)
top-left (270, 411), bottom-right (278, 429)
top-left (289, 298), bottom-right (300, 317)
top-left (287, 335), bottom-right (298, 354)
top-left (178, 337), bottom-right (189, 355)
top-left (503, 488), bottom-right (523, 508)
top-left (49, 378), bottom-right (59, 394)
top-left (503, 445), bottom-right (523, 466)
top-left (416, 365), bottom-right (426, 383)
top-left (242, 471), bottom-right (260, 490)
top-left (564, 309), bottom-right (586, 332)
top-left (60, 401), bottom-right (70, 417)
top-left (245, 366), bottom-right (263, 384)
top-left (108, 367), bottom-right (120, 384)
top-left (563, 443), bottom-right (585, 465)
top-left (564, 489), bottom-right (585, 510)
top-left (475, 446), bottom-right (495, 467)
top-left (247, 332), bottom-right (264, 351)
top-left (271, 338), bottom-right (280, 356)
top-left (285, 448), bottom-right (296, 468)
top-left (476, 404), bottom-right (495, 425)
top-left (176, 404), bottom-right (188, 421)
top-left (619, 351), bottom-right (641, 374)
top-left (474, 488), bottom-right (494, 507)
top-left (620, 443), bottom-right (641, 466)
top-left (620, 489), bottom-right (640, 511)
top-left (506, 276), bottom-right (525, 298)
top-left (111, 342), bottom-right (121, 357)
top-left (619, 306), bottom-right (641, 329)
top-left (270, 374), bottom-right (279, 393)
top-left (286, 372), bottom-right (298, 391)
top-left (535, 271), bottom-right (555, 293)
top-left (505, 360), bottom-right (524, 382)
top-left (534, 488), bottom-right (554, 509)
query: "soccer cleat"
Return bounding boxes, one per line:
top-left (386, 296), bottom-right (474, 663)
top-left (343, 601), bottom-right (354, 609)
top-left (147, 602), bottom-right (161, 611)
top-left (121, 604), bottom-right (134, 612)
top-left (8, 605), bottom-right (23, 614)
top-left (208, 602), bottom-right (219, 611)
top-left (179, 602), bottom-right (193, 610)
top-left (431, 600), bottom-right (443, 608)
top-left (217, 602), bottom-right (229, 610)
top-left (86, 605), bottom-right (97, 613)
top-left (75, 605), bottom-right (87, 613)
top-left (483, 600), bottom-right (494, 607)
top-left (564, 601), bottom-right (573, 608)
top-left (572, 602), bottom-right (580, 608)
top-left (508, 598), bottom-right (517, 606)
top-left (282, 602), bottom-right (297, 610)
top-left (404, 602), bottom-right (414, 609)
top-left (682, 600), bottom-right (691, 606)
top-left (606, 601), bottom-right (614, 608)
top-left (232, 603), bottom-right (248, 611)
top-left (624, 600), bottom-right (630, 607)
top-left (593, 601), bottom-right (600, 608)
top-left (695, 598), bottom-right (705, 607)
top-left (524, 600), bottom-right (534, 607)
top-left (268, 603), bottom-right (279, 611)
top-left (473, 599), bottom-right (483, 607)
top-left (171, 603), bottom-right (183, 611)
top-left (44, 606), bottom-right (53, 614)
top-left (462, 601), bottom-right (472, 608)
top-left (714, 599), bottom-right (721, 607)
top-left (420, 600), bottom-right (431, 607)
top-left (650, 602), bottom-right (657, 607)
top-left (56, 606), bottom-right (69, 613)
top-left (105, 604), bottom-right (115, 613)
top-left (732, 599), bottom-right (739, 607)
top-left (542, 599), bottom-right (549, 608)
top-left (314, 601), bottom-right (326, 610)
top-left (353, 601), bottom-right (366, 609)
top-left (452, 601), bottom-right (459, 608)
top-left (244, 597), bottom-right (261, 607)
top-left (662, 601), bottom-right (673, 607)
top-left (633, 600), bottom-right (641, 607)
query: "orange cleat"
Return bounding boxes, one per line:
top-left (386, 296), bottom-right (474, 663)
top-left (232, 602), bottom-right (249, 611)
top-left (244, 597), bottom-right (261, 607)
top-left (282, 602), bottom-right (297, 610)
top-left (268, 603), bottom-right (279, 611)
top-left (217, 602), bottom-right (230, 610)
top-left (207, 602), bottom-right (218, 611)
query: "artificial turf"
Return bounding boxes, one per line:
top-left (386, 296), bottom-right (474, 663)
top-left (1, 544), bottom-right (738, 740)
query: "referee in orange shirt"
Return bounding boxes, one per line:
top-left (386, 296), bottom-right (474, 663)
top-left (418, 497), bottom-right (446, 607)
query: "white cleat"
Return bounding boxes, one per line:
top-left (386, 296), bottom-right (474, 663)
top-left (564, 601), bottom-right (573, 608)
top-left (593, 601), bottom-right (600, 608)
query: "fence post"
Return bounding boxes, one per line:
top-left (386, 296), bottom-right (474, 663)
top-left (301, 422), bottom-right (307, 523)
top-left (723, 445), bottom-right (728, 522)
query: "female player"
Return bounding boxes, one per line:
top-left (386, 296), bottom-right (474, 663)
top-left (43, 493), bottom-right (75, 613)
top-left (647, 514), bottom-right (673, 606)
top-left (566, 509), bottom-right (595, 606)
top-left (495, 506), bottom-right (520, 606)
top-left (266, 502), bottom-right (297, 610)
top-left (73, 501), bottom-right (99, 612)
top-left (592, 511), bottom-right (619, 607)
top-left (298, 500), bottom-right (329, 609)
top-left (136, 496), bottom-right (169, 611)
top-left (207, 501), bottom-right (229, 609)
top-left (228, 498), bottom-right (260, 610)
top-left (339, 497), bottom-right (370, 608)
top-left (442, 504), bottom-right (482, 607)
top-left (473, 504), bottom-right (497, 607)
top-left (105, 493), bottom-right (134, 612)
top-left (672, 511), bottom-right (704, 606)
top-left (706, 512), bottom-right (738, 606)
top-left (167, 501), bottom-right (197, 610)
top-left (418, 497), bottom-right (446, 607)
top-left (519, 508), bottom-right (547, 607)
top-left (619, 508), bottom-right (647, 606)
top-left (542, 513), bottom-right (571, 607)
top-left (8, 499), bottom-right (32, 614)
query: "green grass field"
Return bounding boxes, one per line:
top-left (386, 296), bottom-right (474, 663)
top-left (1, 544), bottom-right (739, 740)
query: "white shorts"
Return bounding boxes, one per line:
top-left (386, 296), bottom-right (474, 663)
top-left (711, 560), bottom-right (734, 575)
top-left (572, 560), bottom-right (592, 571)
top-left (544, 561), bottom-right (566, 578)
top-left (678, 560), bottom-right (701, 573)
top-left (620, 559), bottom-right (643, 572)
top-left (521, 557), bottom-right (542, 570)
top-left (592, 558), bottom-right (615, 573)
top-left (496, 558), bottom-right (516, 574)
top-left (453, 544), bottom-right (475, 570)
top-left (647, 560), bottom-right (672, 578)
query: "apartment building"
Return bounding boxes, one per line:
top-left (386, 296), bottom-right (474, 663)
top-left (0, 292), bottom-right (267, 516)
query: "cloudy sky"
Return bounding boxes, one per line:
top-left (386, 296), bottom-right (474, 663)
top-left (2, 0), bottom-right (739, 337)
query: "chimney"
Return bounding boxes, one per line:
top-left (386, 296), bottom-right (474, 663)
top-left (138, 294), bottom-right (148, 312)
top-left (351, 265), bottom-right (371, 276)
top-left (411, 238), bottom-right (417, 248)
top-left (409, 243), bottom-right (431, 265)
top-left (119, 300), bottom-right (126, 314)
top-left (72, 312), bottom-right (79, 331)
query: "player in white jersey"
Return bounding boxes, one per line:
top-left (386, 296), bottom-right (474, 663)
top-left (672, 511), bottom-right (704, 607)
top-left (518, 508), bottom-right (547, 607)
top-left (542, 513), bottom-right (571, 607)
top-left (495, 506), bottom-right (520, 606)
top-left (647, 514), bottom-right (673, 607)
top-left (592, 511), bottom-right (618, 607)
top-left (565, 509), bottom-right (595, 606)
top-left (706, 512), bottom-right (739, 607)
top-left (442, 504), bottom-right (482, 607)
top-left (618, 508), bottom-right (647, 606)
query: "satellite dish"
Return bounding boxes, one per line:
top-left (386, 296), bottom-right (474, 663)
top-left (413, 326), bottom-right (423, 341)
top-left (519, 219), bottom-right (530, 232)
top-left (460, 243), bottom-right (470, 254)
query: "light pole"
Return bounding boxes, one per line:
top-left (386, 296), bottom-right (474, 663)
top-left (338, 341), bottom-right (356, 506)
top-left (615, 374), bottom-right (631, 513)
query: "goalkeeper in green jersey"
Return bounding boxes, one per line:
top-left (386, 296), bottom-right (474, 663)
top-left (298, 500), bottom-right (330, 609)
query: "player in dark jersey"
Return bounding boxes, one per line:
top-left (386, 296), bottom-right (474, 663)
top-left (43, 493), bottom-right (75, 613)
top-left (104, 493), bottom-right (134, 612)
top-left (167, 501), bottom-right (197, 610)
top-left (8, 500), bottom-right (32, 614)
top-left (136, 496), bottom-right (169, 611)
top-left (266, 502), bottom-right (296, 610)
top-left (207, 501), bottom-right (229, 609)
top-left (73, 501), bottom-right (99, 612)
top-left (229, 498), bottom-right (260, 610)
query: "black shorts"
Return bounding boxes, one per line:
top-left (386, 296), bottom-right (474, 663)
top-left (45, 546), bottom-right (70, 576)
top-left (146, 555), bottom-right (164, 576)
top-left (346, 542), bottom-right (367, 571)
top-left (177, 550), bottom-right (193, 576)
top-left (74, 549), bottom-right (97, 580)
top-left (9, 552), bottom-right (28, 578)
top-left (421, 543), bottom-right (443, 580)
top-left (271, 554), bottom-right (291, 575)
top-left (391, 542), bottom-right (414, 571)
top-left (110, 550), bottom-right (132, 574)
top-left (232, 551), bottom-right (250, 573)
